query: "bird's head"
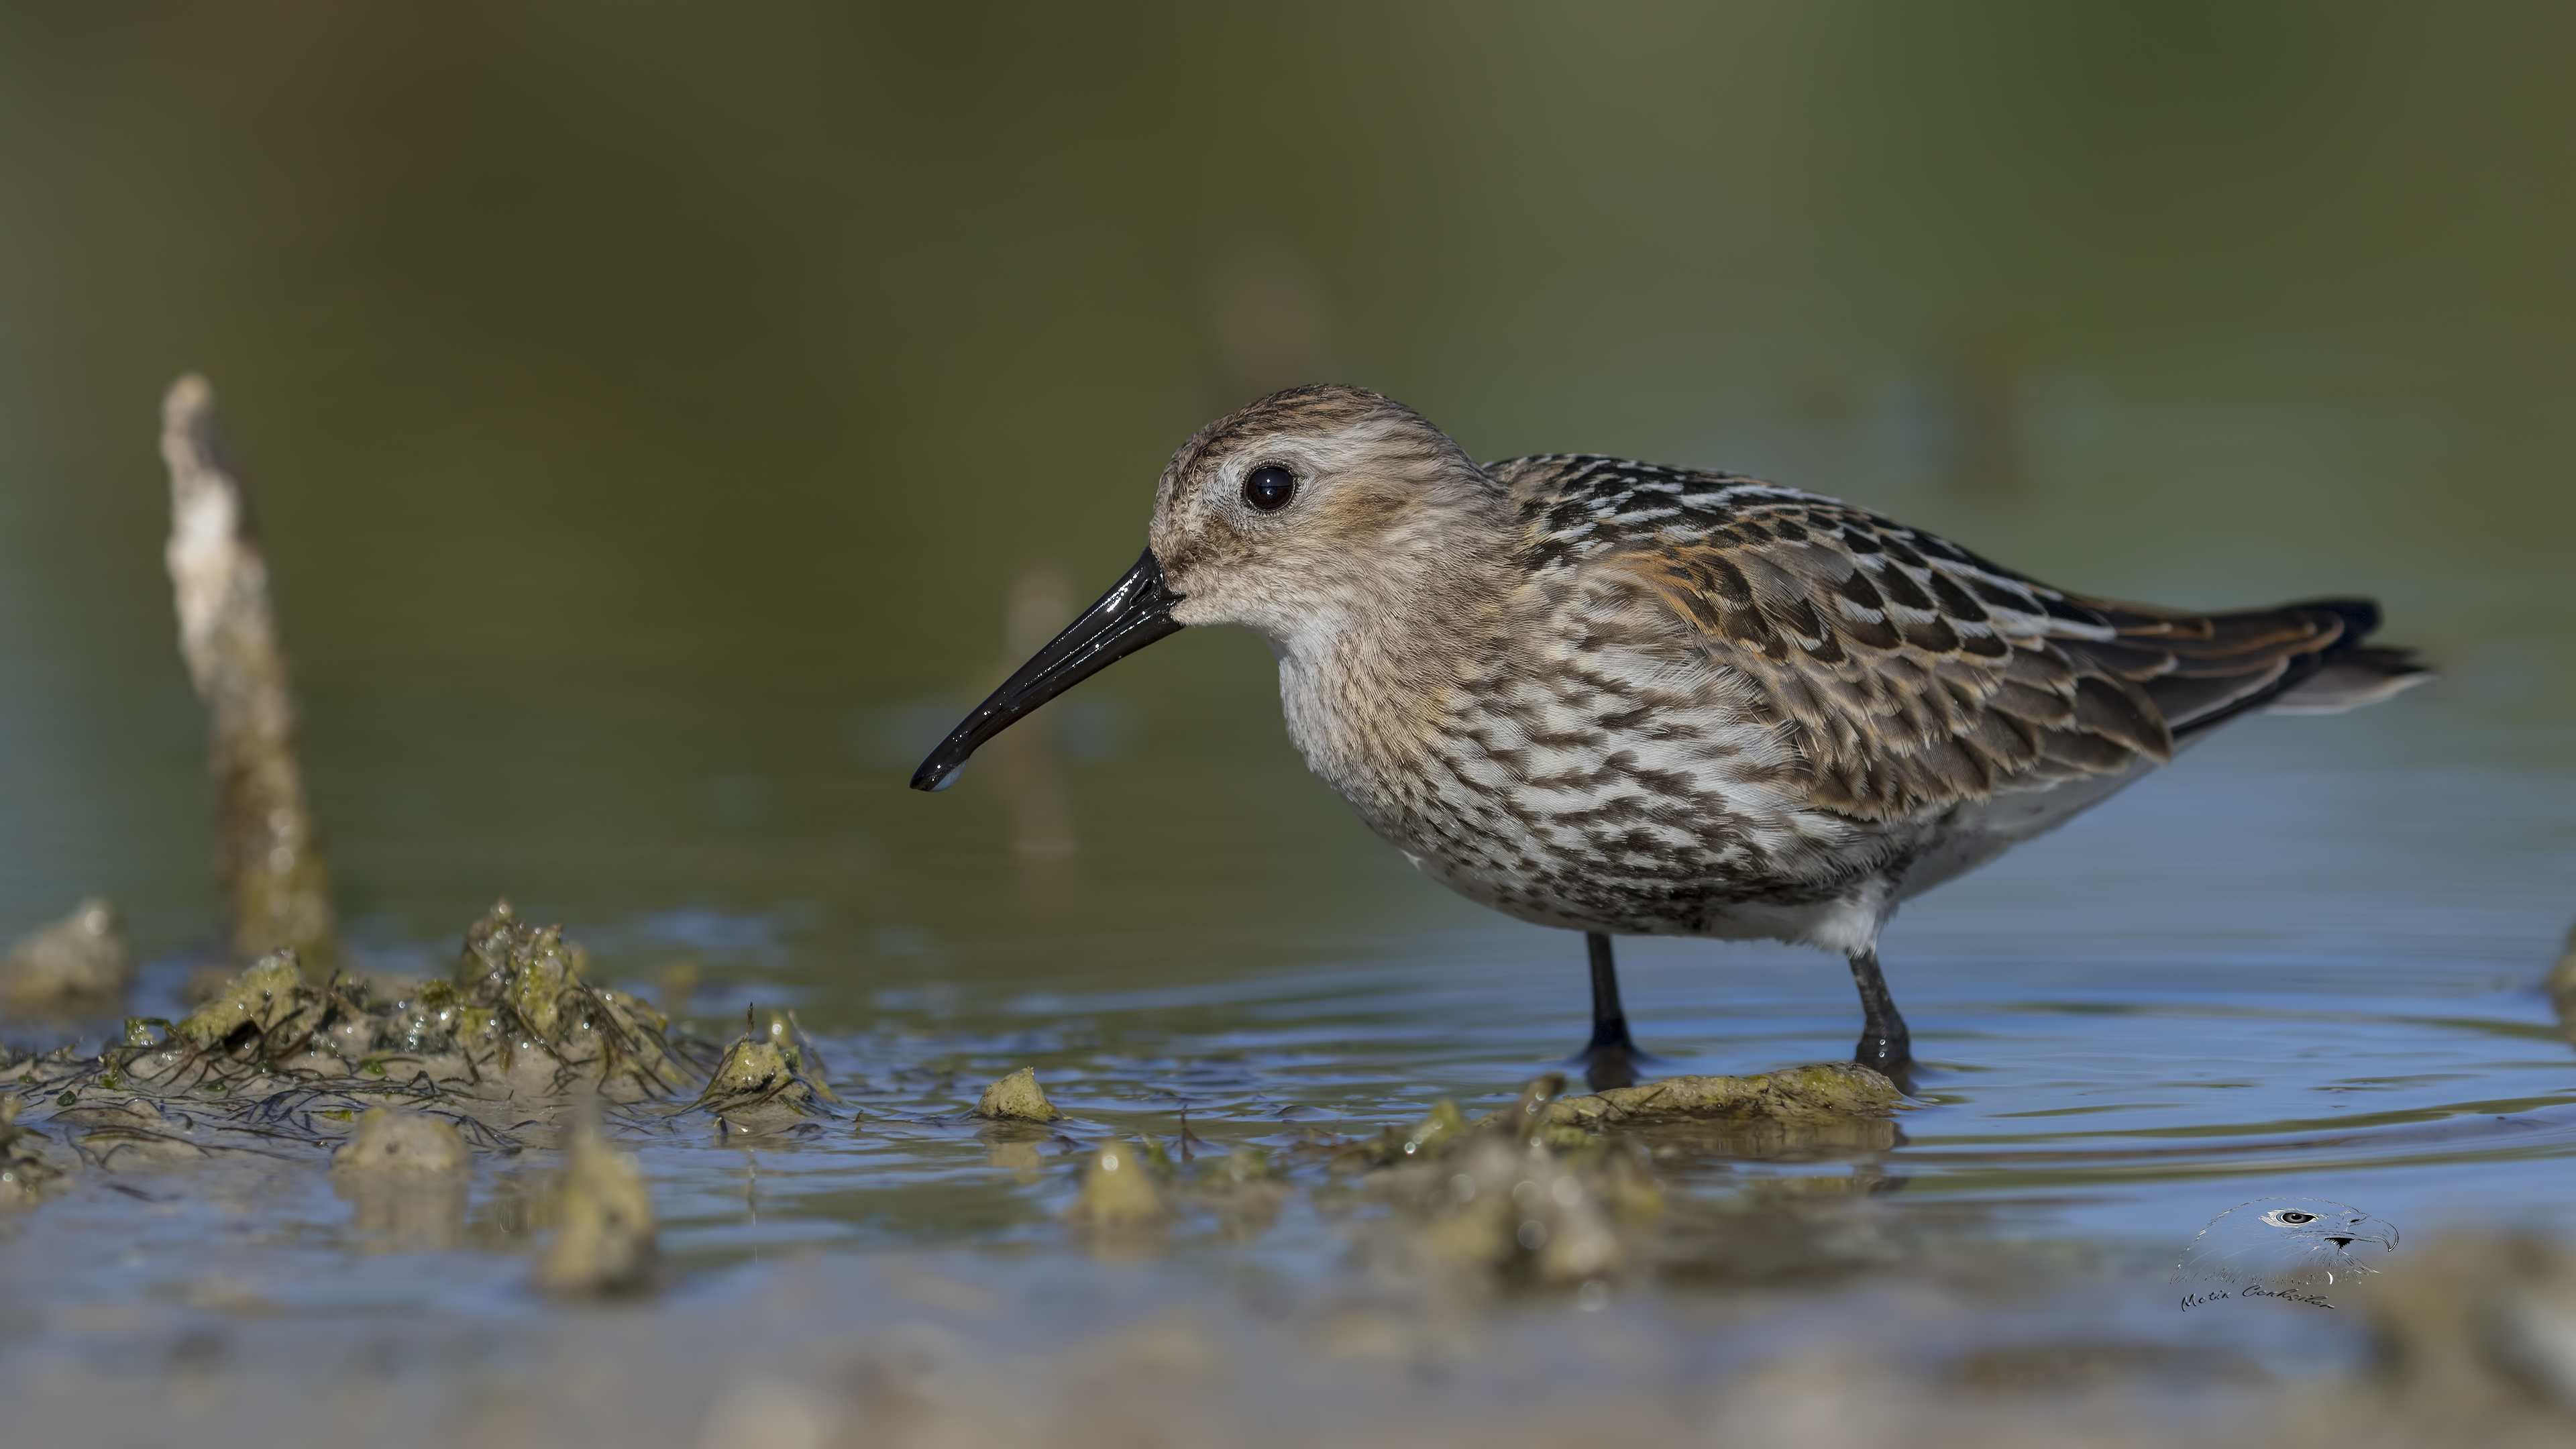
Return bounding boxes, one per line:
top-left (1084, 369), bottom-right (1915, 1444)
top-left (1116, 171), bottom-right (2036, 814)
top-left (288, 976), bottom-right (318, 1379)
top-left (1145, 384), bottom-right (1500, 647)
top-left (910, 385), bottom-right (1502, 792)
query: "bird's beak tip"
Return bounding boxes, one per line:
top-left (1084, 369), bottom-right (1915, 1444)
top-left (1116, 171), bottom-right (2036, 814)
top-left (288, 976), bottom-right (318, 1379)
top-left (904, 548), bottom-right (1182, 795)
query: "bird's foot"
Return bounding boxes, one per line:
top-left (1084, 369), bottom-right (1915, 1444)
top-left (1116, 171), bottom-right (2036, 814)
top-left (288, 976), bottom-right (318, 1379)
top-left (1851, 1020), bottom-right (1911, 1079)
top-left (1570, 1033), bottom-right (1657, 1093)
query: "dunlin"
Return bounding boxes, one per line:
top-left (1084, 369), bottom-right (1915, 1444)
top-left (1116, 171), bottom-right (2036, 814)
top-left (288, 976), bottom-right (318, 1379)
top-left (914, 386), bottom-right (2425, 1086)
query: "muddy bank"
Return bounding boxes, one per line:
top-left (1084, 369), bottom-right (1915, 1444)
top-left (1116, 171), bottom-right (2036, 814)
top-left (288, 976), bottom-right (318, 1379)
top-left (3, 903), bottom-right (2571, 1449)
top-left (0, 1226), bottom-right (2570, 1449)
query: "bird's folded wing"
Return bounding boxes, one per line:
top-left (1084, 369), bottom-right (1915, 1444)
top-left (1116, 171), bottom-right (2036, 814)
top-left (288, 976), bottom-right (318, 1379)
top-left (1597, 500), bottom-right (2361, 820)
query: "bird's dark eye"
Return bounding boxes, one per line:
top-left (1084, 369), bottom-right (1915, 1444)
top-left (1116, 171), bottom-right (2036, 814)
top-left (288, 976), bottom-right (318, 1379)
top-left (1242, 464), bottom-right (1297, 512)
top-left (2277, 1212), bottom-right (2315, 1224)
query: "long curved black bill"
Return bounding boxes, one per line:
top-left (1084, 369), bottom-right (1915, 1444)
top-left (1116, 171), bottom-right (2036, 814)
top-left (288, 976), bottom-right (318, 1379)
top-left (910, 549), bottom-right (1185, 792)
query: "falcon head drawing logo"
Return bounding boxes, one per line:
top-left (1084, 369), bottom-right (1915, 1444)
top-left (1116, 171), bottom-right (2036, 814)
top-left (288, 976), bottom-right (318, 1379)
top-left (2171, 1197), bottom-right (2399, 1309)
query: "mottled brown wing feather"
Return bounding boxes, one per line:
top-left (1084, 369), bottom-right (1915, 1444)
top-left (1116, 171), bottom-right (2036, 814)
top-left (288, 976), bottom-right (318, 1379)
top-left (1592, 496), bottom-right (2360, 821)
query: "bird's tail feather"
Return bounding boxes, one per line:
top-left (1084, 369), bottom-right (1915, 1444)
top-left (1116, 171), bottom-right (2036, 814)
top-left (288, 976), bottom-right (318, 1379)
top-left (2057, 595), bottom-right (2427, 739)
top-left (2263, 645), bottom-right (2430, 715)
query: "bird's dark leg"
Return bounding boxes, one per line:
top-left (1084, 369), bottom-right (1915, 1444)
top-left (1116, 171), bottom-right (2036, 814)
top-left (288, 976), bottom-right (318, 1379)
top-left (1576, 932), bottom-right (1650, 1091)
top-left (1846, 948), bottom-right (1911, 1075)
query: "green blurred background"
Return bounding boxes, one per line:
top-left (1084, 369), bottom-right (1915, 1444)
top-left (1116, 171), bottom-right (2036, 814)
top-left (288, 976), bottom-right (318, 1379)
top-left (1, 3), bottom-right (2568, 1005)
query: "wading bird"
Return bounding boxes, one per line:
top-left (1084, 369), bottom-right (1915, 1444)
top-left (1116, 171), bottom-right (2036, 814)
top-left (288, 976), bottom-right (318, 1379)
top-left (912, 386), bottom-right (2424, 1088)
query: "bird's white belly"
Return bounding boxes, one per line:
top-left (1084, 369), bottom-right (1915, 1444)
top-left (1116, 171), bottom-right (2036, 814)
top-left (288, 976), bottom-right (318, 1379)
top-left (1276, 645), bottom-right (1899, 953)
top-left (1400, 844), bottom-right (1894, 955)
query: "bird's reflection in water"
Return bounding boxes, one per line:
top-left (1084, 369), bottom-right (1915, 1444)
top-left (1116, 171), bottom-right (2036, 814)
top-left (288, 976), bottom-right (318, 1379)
top-left (980, 567), bottom-right (1081, 904)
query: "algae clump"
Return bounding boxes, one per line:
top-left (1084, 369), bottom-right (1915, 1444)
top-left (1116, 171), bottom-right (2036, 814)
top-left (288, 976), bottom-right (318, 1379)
top-left (535, 1120), bottom-right (658, 1296)
top-left (1348, 1070), bottom-right (1919, 1291)
top-left (694, 1020), bottom-right (833, 1121)
top-left (1069, 1139), bottom-right (1171, 1227)
top-left (140, 904), bottom-right (699, 1100)
top-left (1459, 1073), bottom-right (1593, 1152)
top-left (1334, 1097), bottom-right (1470, 1171)
top-left (1405, 1136), bottom-right (1642, 1287)
top-left (1190, 1146), bottom-right (1288, 1237)
top-left (702, 1036), bottom-right (796, 1097)
top-left (1340, 1075), bottom-right (1674, 1289)
top-left (0, 899), bottom-right (133, 1016)
top-left (973, 1066), bottom-right (1064, 1122)
top-left (331, 1107), bottom-right (470, 1177)
top-left (335, 1107), bottom-right (471, 1250)
top-left (1208, 1146), bottom-right (1273, 1187)
top-left (435, 902), bottom-right (688, 1097)
top-left (174, 949), bottom-right (314, 1052)
top-left (1529, 1063), bottom-right (1907, 1160)
top-left (1546, 1062), bottom-right (1903, 1130)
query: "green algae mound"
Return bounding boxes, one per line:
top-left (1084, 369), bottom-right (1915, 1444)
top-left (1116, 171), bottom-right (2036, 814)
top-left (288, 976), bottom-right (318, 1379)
top-left (0, 901), bottom-right (742, 1226)
top-left (331, 1106), bottom-right (471, 1177)
top-left (973, 1066), bottom-right (1065, 1123)
top-left (535, 1118), bottom-right (659, 1296)
top-left (1332, 1066), bottom-right (1904, 1289)
top-left (1335, 1063), bottom-right (1900, 1179)
top-left (136, 902), bottom-right (697, 1100)
top-left (1069, 1139), bottom-right (1172, 1227)
top-left (1331, 1096), bottom-right (1474, 1171)
top-left (174, 948), bottom-right (313, 1052)
top-left (1546, 1063), bottom-right (1908, 1159)
top-left (1547, 1062), bottom-right (1904, 1129)
top-left (415, 902), bottom-right (693, 1097)
top-left (694, 1018), bottom-right (838, 1123)
top-left (1406, 1133), bottom-right (1666, 1285)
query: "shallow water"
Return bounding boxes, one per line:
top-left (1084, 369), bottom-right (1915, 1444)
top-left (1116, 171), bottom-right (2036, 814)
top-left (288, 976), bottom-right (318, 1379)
top-left (7, 687), bottom-right (2569, 1443)
top-left (3, 6), bottom-right (2575, 1443)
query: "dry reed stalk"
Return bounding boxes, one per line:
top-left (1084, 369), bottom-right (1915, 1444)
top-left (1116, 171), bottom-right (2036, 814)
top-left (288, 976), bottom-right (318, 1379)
top-left (160, 374), bottom-right (339, 973)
